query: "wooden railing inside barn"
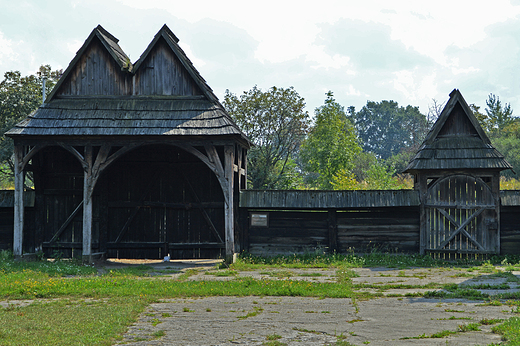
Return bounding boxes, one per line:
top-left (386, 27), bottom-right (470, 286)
top-left (239, 190), bottom-right (520, 257)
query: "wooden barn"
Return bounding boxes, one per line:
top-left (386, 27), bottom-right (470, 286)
top-left (404, 89), bottom-right (512, 255)
top-left (6, 25), bottom-right (250, 263)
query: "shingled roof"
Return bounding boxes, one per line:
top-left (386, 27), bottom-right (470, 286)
top-left (404, 89), bottom-right (512, 173)
top-left (6, 25), bottom-right (249, 145)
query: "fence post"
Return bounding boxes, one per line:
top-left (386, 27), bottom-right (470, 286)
top-left (328, 209), bottom-right (338, 252)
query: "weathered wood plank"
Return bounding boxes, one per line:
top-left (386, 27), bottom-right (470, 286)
top-left (240, 190), bottom-right (419, 209)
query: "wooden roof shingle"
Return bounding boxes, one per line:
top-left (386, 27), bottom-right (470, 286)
top-left (404, 89), bottom-right (512, 173)
top-left (6, 25), bottom-right (250, 146)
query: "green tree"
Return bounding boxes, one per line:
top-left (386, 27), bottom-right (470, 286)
top-left (0, 65), bottom-right (61, 187)
top-left (492, 121), bottom-right (520, 178)
top-left (300, 91), bottom-right (361, 189)
top-left (485, 93), bottom-right (514, 135)
top-left (352, 100), bottom-right (428, 160)
top-left (223, 86), bottom-right (310, 189)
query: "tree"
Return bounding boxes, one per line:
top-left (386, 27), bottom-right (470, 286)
top-left (300, 91), bottom-right (361, 189)
top-left (0, 65), bottom-right (61, 187)
top-left (485, 93), bottom-right (515, 136)
top-left (352, 100), bottom-right (428, 160)
top-left (223, 86), bottom-right (310, 189)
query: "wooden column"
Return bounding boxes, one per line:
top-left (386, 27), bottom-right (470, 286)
top-left (418, 174), bottom-right (428, 255)
top-left (13, 145), bottom-right (24, 258)
top-left (328, 209), bottom-right (338, 252)
top-left (82, 146), bottom-right (93, 263)
top-left (224, 145), bottom-right (235, 264)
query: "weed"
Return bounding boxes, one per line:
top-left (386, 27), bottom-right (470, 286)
top-left (458, 323), bottom-right (480, 332)
top-left (262, 341), bottom-right (287, 346)
top-left (150, 318), bottom-right (162, 327)
top-left (265, 334), bottom-right (282, 340)
top-left (492, 316), bottom-right (520, 344)
top-left (298, 272), bottom-right (324, 277)
top-left (437, 316), bottom-right (472, 320)
top-left (477, 300), bottom-right (502, 306)
top-left (292, 327), bottom-right (321, 334)
top-left (152, 330), bottom-right (165, 338)
top-left (237, 306), bottom-right (263, 320)
top-left (205, 269), bottom-right (237, 277)
top-left (161, 313), bottom-right (171, 318)
top-left (479, 318), bottom-right (503, 325)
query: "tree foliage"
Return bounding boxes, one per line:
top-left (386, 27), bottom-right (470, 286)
top-left (300, 91), bottom-right (361, 189)
top-left (223, 86), bottom-right (310, 189)
top-left (352, 100), bottom-right (428, 160)
top-left (485, 93), bottom-right (514, 135)
top-left (0, 65), bottom-right (61, 186)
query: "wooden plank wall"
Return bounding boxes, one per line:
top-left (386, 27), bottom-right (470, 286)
top-left (247, 210), bottom-right (329, 255)
top-left (56, 39), bottom-right (132, 96)
top-left (100, 144), bottom-right (225, 259)
top-left (245, 207), bottom-right (420, 256)
top-left (2, 189), bottom-right (520, 257)
top-left (336, 207), bottom-right (420, 253)
top-left (500, 206), bottom-right (520, 254)
top-left (133, 38), bottom-right (202, 96)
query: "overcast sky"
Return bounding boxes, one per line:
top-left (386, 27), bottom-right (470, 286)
top-left (2, 0), bottom-right (520, 116)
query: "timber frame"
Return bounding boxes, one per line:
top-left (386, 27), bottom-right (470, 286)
top-left (7, 25), bottom-right (249, 263)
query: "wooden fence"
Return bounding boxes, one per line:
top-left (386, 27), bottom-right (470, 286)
top-left (239, 190), bottom-right (520, 256)
top-left (2, 189), bottom-right (520, 257)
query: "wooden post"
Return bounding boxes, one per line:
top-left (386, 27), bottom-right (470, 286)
top-left (418, 174), bottom-right (428, 255)
top-left (328, 209), bottom-right (338, 252)
top-left (13, 145), bottom-right (24, 258)
top-left (224, 145), bottom-right (235, 264)
top-left (492, 173), bottom-right (501, 254)
top-left (82, 146), bottom-right (93, 263)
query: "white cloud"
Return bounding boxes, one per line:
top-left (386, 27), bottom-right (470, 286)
top-left (66, 39), bottom-right (83, 55)
top-left (0, 31), bottom-right (16, 67)
top-left (178, 42), bottom-right (206, 68)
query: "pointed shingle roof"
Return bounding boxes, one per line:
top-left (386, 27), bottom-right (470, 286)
top-left (6, 25), bottom-right (250, 146)
top-left (404, 89), bottom-right (511, 173)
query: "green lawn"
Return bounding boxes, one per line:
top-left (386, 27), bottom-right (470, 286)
top-left (1, 250), bottom-right (520, 345)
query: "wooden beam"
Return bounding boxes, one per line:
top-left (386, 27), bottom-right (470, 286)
top-left (224, 145), bottom-right (235, 263)
top-left (82, 146), bottom-right (93, 263)
top-left (48, 201), bottom-right (84, 243)
top-left (328, 209), bottom-right (338, 252)
top-left (436, 207), bottom-right (486, 251)
top-left (13, 145), bottom-right (24, 257)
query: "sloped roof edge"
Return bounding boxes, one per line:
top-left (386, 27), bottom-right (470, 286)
top-left (46, 25), bottom-right (131, 102)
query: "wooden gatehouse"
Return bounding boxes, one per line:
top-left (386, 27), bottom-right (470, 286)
top-left (404, 89), bottom-right (512, 255)
top-left (6, 25), bottom-right (250, 263)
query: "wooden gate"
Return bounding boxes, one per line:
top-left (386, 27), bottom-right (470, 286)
top-left (424, 174), bottom-right (499, 255)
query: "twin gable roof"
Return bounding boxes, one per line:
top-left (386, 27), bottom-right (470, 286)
top-left (404, 89), bottom-right (511, 173)
top-left (7, 25), bottom-right (248, 144)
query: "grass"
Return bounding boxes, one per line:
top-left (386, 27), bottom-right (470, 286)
top-left (492, 317), bottom-right (520, 344)
top-left (3, 250), bottom-right (520, 344)
top-left (0, 298), bottom-right (146, 345)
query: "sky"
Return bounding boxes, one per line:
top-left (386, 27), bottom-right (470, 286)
top-left (2, 0), bottom-right (520, 117)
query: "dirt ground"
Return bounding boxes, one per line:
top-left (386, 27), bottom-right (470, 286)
top-left (107, 259), bottom-right (520, 346)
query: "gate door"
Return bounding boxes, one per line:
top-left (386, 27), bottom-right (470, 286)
top-left (425, 174), bottom-right (498, 254)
